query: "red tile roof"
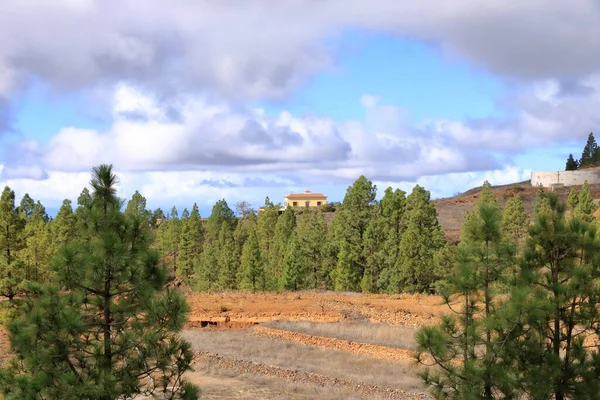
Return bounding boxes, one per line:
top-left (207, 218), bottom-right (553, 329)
top-left (285, 193), bottom-right (327, 199)
top-left (284, 190), bottom-right (327, 200)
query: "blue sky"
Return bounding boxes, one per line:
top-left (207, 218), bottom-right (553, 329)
top-left (1, 1), bottom-right (598, 217)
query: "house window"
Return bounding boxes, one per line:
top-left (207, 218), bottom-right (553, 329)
top-left (292, 201), bottom-right (298, 206)
top-left (317, 201), bottom-right (322, 206)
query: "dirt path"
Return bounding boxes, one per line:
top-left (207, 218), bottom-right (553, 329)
top-left (195, 351), bottom-right (429, 399)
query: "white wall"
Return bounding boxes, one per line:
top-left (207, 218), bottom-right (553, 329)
top-left (531, 170), bottom-right (600, 188)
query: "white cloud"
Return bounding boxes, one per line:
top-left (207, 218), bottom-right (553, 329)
top-left (1, 0), bottom-right (599, 103)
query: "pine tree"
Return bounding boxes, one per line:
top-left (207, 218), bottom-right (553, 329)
top-left (281, 232), bottom-right (306, 290)
top-left (0, 165), bottom-right (199, 399)
top-left (460, 181), bottom-right (496, 244)
top-left (574, 180), bottom-right (597, 223)
top-left (17, 194), bottom-right (35, 219)
top-left (501, 196), bottom-right (529, 246)
top-left (197, 200), bottom-right (235, 290)
top-left (75, 187), bottom-right (93, 236)
top-left (238, 223), bottom-right (263, 291)
top-left (18, 202), bottom-right (52, 283)
top-left (196, 238), bottom-right (218, 291)
top-left (256, 198), bottom-right (279, 287)
top-left (217, 223), bottom-right (238, 290)
top-left (205, 199), bottom-right (235, 239)
top-left (579, 132), bottom-right (598, 168)
top-left (361, 205), bottom-right (385, 293)
top-left (533, 185), bottom-right (551, 219)
top-left (163, 207), bottom-right (182, 277)
top-left (124, 190), bottom-right (150, 225)
top-left (362, 187), bottom-right (406, 293)
top-left (229, 211), bottom-right (257, 289)
top-left (269, 206), bottom-right (296, 290)
top-left (417, 203), bottom-right (517, 399)
top-left (565, 153), bottom-right (579, 170)
top-left (295, 209), bottom-right (326, 289)
top-left (0, 187), bottom-right (25, 301)
top-left (498, 193), bottom-right (600, 399)
top-left (393, 185), bottom-right (445, 293)
top-left (50, 199), bottom-right (77, 254)
top-left (331, 176), bottom-right (377, 291)
top-left (567, 188), bottom-right (579, 210)
top-left (177, 217), bottom-right (196, 282)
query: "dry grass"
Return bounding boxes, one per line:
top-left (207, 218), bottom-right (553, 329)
top-left (263, 320), bottom-right (418, 350)
top-left (193, 362), bottom-right (377, 400)
top-left (181, 328), bottom-right (425, 392)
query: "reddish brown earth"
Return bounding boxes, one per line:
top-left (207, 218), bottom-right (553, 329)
top-left (185, 291), bottom-right (446, 328)
top-left (433, 180), bottom-right (600, 241)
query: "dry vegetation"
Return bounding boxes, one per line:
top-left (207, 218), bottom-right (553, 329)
top-left (263, 320), bottom-right (417, 350)
top-left (181, 328), bottom-right (426, 394)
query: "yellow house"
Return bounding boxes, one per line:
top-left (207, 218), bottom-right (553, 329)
top-left (283, 190), bottom-right (327, 209)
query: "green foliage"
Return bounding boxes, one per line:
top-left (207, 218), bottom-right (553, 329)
top-left (573, 180), bottom-right (597, 223)
top-left (177, 203), bottom-right (203, 282)
top-left (565, 153), bottom-right (578, 170)
top-left (268, 207), bottom-right (296, 290)
top-left (295, 209), bottom-right (326, 289)
top-left (205, 199), bottom-right (235, 239)
top-left (460, 181), bottom-right (496, 244)
top-left (417, 202), bottom-right (517, 399)
top-left (18, 214), bottom-right (52, 284)
top-left (75, 187), bottom-right (93, 235)
top-left (0, 165), bottom-right (198, 399)
top-left (159, 208), bottom-right (182, 277)
top-left (281, 232), bottom-right (306, 290)
top-left (533, 184), bottom-right (551, 220)
top-left (393, 185), bottom-right (445, 293)
top-left (0, 187), bottom-right (25, 301)
top-left (331, 176), bottom-right (377, 291)
top-left (499, 194), bottom-right (600, 399)
top-left (50, 199), bottom-right (77, 254)
top-left (238, 222), bottom-right (263, 291)
top-left (256, 200), bottom-right (281, 289)
top-left (124, 190), bottom-right (151, 226)
top-left (216, 223), bottom-right (237, 290)
top-left (362, 187), bottom-right (407, 293)
top-left (567, 187), bottom-right (579, 210)
top-left (501, 196), bottom-right (529, 245)
top-left (579, 132), bottom-right (599, 168)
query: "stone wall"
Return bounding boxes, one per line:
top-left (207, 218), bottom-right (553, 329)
top-left (531, 170), bottom-right (600, 188)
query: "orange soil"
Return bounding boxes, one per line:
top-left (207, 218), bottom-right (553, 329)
top-left (185, 291), bottom-right (447, 328)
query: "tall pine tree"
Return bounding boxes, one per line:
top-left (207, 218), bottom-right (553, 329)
top-left (0, 165), bottom-right (198, 399)
top-left (295, 209), bottom-right (326, 290)
top-left (393, 185), bottom-right (445, 293)
top-left (0, 187), bottom-right (25, 301)
top-left (565, 153), bottom-right (578, 171)
top-left (573, 180), bottom-right (597, 223)
top-left (331, 176), bottom-right (377, 291)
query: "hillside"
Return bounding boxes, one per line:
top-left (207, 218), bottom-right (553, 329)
top-left (433, 180), bottom-right (600, 242)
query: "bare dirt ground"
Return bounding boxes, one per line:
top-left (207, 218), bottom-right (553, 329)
top-left (185, 291), bottom-right (446, 328)
top-left (179, 291), bottom-right (450, 399)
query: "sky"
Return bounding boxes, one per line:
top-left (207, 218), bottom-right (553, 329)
top-left (1, 1), bottom-right (599, 216)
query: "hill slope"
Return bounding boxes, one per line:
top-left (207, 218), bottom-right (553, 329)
top-left (433, 180), bottom-right (600, 242)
